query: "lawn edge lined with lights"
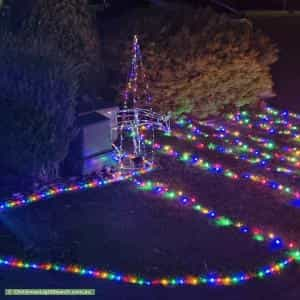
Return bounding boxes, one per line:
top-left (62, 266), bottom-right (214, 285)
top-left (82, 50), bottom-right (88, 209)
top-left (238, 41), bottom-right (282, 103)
top-left (1, 105), bottom-right (300, 287)
top-left (0, 167), bottom-right (152, 213)
top-left (133, 179), bottom-right (300, 284)
top-left (0, 177), bottom-right (299, 287)
top-left (226, 106), bottom-right (300, 150)
top-left (150, 140), bottom-right (300, 200)
top-left (176, 116), bottom-right (300, 175)
top-left (173, 123), bottom-right (297, 176)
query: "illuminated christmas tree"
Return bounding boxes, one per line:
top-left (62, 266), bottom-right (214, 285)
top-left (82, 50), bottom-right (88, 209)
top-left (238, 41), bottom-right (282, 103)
top-left (123, 35), bottom-right (152, 109)
top-left (112, 34), bottom-right (170, 170)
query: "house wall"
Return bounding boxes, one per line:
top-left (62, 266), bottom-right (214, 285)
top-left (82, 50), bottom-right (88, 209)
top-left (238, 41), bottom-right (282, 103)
top-left (82, 119), bottom-right (112, 157)
top-left (96, 106), bottom-right (119, 141)
top-left (62, 115), bottom-right (115, 176)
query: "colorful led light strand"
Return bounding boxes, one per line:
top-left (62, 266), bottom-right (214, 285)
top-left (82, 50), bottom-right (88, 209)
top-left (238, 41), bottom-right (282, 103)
top-left (263, 106), bottom-right (300, 140)
top-left (0, 178), bottom-right (299, 287)
top-left (174, 120), bottom-right (298, 176)
top-left (176, 117), bottom-right (300, 177)
top-left (135, 179), bottom-right (299, 273)
top-left (0, 253), bottom-right (296, 287)
top-left (264, 106), bottom-right (300, 124)
top-left (227, 110), bottom-right (299, 138)
top-left (134, 179), bottom-right (297, 248)
top-left (0, 167), bottom-right (152, 213)
top-left (123, 35), bottom-right (152, 109)
top-left (149, 140), bottom-right (300, 200)
top-left (196, 118), bottom-right (300, 171)
top-left (2, 105), bottom-right (300, 286)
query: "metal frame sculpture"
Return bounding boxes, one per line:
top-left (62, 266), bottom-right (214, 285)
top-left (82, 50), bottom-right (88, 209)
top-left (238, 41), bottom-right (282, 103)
top-left (112, 35), bottom-right (171, 170)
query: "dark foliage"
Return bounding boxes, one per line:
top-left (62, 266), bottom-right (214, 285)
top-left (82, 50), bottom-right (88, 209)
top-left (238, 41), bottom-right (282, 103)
top-left (103, 5), bottom-right (278, 118)
top-left (0, 35), bottom-right (79, 181)
top-left (0, 0), bottom-right (103, 97)
top-left (24, 0), bottom-right (103, 96)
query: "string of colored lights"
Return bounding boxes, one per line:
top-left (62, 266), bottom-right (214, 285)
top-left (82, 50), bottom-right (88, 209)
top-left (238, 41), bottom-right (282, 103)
top-left (247, 134), bottom-right (300, 165)
top-left (263, 106), bottom-right (300, 142)
top-left (0, 167), bottom-right (152, 213)
top-left (134, 179), bottom-right (296, 249)
top-left (147, 140), bottom-right (300, 200)
top-left (1, 104), bottom-right (300, 286)
top-left (227, 110), bottom-right (299, 139)
top-left (171, 129), bottom-right (283, 172)
top-left (173, 118), bottom-right (300, 175)
top-left (196, 118), bottom-right (300, 170)
top-left (0, 177), bottom-right (299, 287)
top-left (175, 120), bottom-right (271, 161)
top-left (263, 107), bottom-right (300, 143)
top-left (123, 35), bottom-right (152, 109)
top-left (134, 179), bottom-right (300, 280)
top-left (255, 112), bottom-right (298, 135)
top-left (264, 106), bottom-right (300, 124)
top-left (174, 119), bottom-right (298, 176)
top-left (0, 249), bottom-right (297, 287)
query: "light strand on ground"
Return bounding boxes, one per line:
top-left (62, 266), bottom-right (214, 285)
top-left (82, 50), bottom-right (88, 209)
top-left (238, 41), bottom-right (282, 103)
top-left (174, 119), bottom-right (298, 176)
top-left (0, 177), bottom-right (298, 287)
top-left (0, 167), bottom-right (152, 213)
top-left (227, 110), bottom-right (299, 139)
top-left (195, 118), bottom-right (300, 171)
top-left (148, 140), bottom-right (300, 200)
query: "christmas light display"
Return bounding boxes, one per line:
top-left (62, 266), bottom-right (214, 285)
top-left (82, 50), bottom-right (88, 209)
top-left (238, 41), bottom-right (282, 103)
top-left (1, 113), bottom-right (300, 286)
top-left (0, 253), bottom-right (295, 287)
top-left (1, 31), bottom-right (300, 288)
top-left (112, 35), bottom-right (170, 170)
top-left (123, 35), bottom-right (152, 109)
top-left (148, 140), bottom-right (300, 199)
top-left (195, 118), bottom-right (300, 171)
top-left (227, 109), bottom-right (299, 139)
top-left (174, 122), bottom-right (288, 172)
top-left (134, 180), bottom-right (296, 249)
top-left (174, 118), bottom-right (300, 176)
top-left (0, 168), bottom-right (152, 213)
top-left (0, 176), bottom-right (298, 287)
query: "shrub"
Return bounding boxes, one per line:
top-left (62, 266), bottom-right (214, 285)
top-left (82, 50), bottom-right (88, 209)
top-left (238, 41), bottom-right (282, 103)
top-left (24, 0), bottom-right (103, 95)
top-left (0, 35), bottom-right (79, 180)
top-left (0, 0), bottom-right (103, 96)
top-left (103, 5), bottom-right (278, 118)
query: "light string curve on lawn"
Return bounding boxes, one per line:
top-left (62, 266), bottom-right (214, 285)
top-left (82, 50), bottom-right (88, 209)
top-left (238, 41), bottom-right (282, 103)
top-left (200, 120), bottom-right (300, 168)
top-left (227, 108), bottom-right (299, 138)
top-left (178, 115), bottom-right (300, 173)
top-left (0, 168), bottom-right (151, 213)
top-left (226, 106), bottom-right (300, 148)
top-left (149, 139), bottom-right (300, 201)
top-left (173, 119), bottom-right (298, 176)
top-left (0, 172), bottom-right (299, 287)
top-left (1, 106), bottom-right (300, 286)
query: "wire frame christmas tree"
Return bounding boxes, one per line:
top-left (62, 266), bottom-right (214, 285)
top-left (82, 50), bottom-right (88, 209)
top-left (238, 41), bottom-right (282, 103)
top-left (123, 35), bottom-right (152, 109)
top-left (112, 34), bottom-right (171, 170)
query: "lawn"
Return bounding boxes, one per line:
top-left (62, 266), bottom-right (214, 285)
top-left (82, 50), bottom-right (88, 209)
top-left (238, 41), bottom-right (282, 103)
top-left (1, 103), bottom-right (300, 299)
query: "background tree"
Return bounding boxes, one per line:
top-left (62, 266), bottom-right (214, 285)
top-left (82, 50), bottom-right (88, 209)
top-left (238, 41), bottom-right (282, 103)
top-left (0, 35), bottom-right (79, 182)
top-left (103, 5), bottom-right (278, 118)
top-left (26, 0), bottom-right (103, 96)
top-left (0, 0), bottom-right (103, 97)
